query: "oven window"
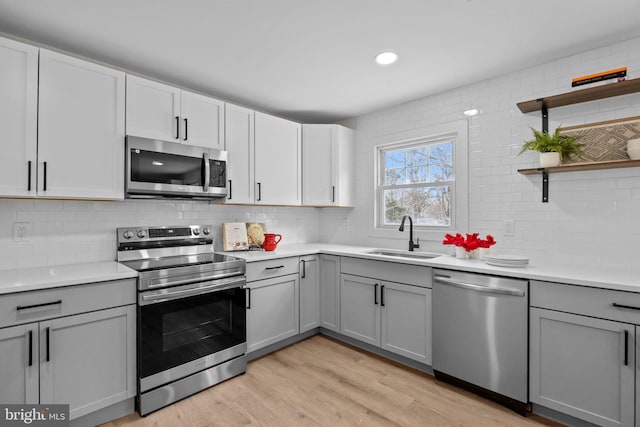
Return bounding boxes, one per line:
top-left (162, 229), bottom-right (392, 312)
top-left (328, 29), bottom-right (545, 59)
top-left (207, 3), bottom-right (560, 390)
top-left (131, 149), bottom-right (204, 186)
top-left (139, 286), bottom-right (246, 379)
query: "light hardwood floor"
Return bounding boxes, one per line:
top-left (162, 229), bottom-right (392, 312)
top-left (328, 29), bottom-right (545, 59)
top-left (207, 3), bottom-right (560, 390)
top-left (102, 335), bottom-right (563, 427)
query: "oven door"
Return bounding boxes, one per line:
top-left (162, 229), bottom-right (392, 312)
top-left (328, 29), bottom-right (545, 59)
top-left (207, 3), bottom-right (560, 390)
top-left (126, 136), bottom-right (227, 199)
top-left (138, 276), bottom-right (246, 392)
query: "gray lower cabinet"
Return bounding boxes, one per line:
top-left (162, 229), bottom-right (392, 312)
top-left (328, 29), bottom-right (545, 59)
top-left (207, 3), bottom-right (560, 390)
top-left (246, 273), bottom-right (300, 353)
top-left (299, 255), bottom-right (320, 333)
top-left (340, 274), bottom-right (380, 346)
top-left (530, 280), bottom-right (640, 427)
top-left (380, 281), bottom-right (431, 364)
top-left (0, 278), bottom-right (137, 421)
top-left (319, 254), bottom-right (341, 332)
top-left (340, 270), bottom-right (431, 364)
top-left (0, 305), bottom-right (136, 420)
top-left (0, 322), bottom-right (39, 404)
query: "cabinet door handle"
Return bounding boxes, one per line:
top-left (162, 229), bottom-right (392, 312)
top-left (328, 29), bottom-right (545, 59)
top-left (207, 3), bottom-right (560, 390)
top-left (374, 283), bottom-right (378, 305)
top-left (17, 300), bottom-right (62, 311)
top-left (381, 285), bottom-right (385, 307)
top-left (246, 287), bottom-right (251, 309)
top-left (43, 161), bottom-right (47, 191)
top-left (613, 303), bottom-right (640, 311)
top-left (28, 330), bottom-right (33, 367)
top-left (228, 180), bottom-right (232, 200)
top-left (184, 118), bottom-right (188, 141)
top-left (624, 330), bottom-right (629, 366)
top-left (265, 265), bottom-right (284, 270)
top-left (46, 327), bottom-right (51, 362)
top-left (175, 116), bottom-right (180, 139)
top-left (301, 260), bottom-right (306, 278)
top-left (257, 182), bottom-right (262, 201)
top-left (27, 161), bottom-right (32, 191)
top-left (332, 186), bottom-right (335, 203)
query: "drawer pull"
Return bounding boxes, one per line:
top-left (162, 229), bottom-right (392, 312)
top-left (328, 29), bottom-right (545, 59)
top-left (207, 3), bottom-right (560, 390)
top-left (612, 303), bottom-right (640, 311)
top-left (17, 300), bottom-right (62, 311)
top-left (265, 265), bottom-right (284, 270)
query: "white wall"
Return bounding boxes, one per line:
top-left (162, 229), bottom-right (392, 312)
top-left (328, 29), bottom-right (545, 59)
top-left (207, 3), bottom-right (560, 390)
top-left (322, 37), bottom-right (640, 269)
top-left (0, 199), bottom-right (321, 269)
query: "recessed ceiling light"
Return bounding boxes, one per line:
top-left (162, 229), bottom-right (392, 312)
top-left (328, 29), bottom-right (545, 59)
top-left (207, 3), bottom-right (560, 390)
top-left (375, 51), bottom-right (398, 65)
top-left (463, 108), bottom-right (479, 117)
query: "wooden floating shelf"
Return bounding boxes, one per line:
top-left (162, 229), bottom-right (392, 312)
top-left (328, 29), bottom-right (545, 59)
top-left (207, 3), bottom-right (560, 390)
top-left (517, 78), bottom-right (640, 113)
top-left (518, 159), bottom-right (640, 175)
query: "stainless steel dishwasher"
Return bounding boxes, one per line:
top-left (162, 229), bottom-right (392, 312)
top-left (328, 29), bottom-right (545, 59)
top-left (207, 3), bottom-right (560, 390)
top-left (432, 269), bottom-right (529, 414)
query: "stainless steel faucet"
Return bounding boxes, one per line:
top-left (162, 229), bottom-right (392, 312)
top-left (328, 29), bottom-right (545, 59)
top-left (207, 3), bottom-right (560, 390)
top-left (398, 215), bottom-right (420, 251)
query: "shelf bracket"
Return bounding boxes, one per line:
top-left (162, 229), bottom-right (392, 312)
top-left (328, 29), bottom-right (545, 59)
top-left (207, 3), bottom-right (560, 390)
top-left (542, 170), bottom-right (549, 203)
top-left (540, 100), bottom-right (549, 133)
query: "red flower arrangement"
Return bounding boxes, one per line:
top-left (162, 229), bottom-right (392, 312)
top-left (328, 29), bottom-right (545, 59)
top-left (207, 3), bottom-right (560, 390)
top-left (443, 233), bottom-right (496, 252)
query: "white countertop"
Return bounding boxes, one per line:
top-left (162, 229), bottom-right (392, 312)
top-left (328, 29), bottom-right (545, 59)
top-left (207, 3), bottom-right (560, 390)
top-left (0, 261), bottom-right (138, 295)
top-left (1, 243), bottom-right (638, 296)
top-left (222, 243), bottom-right (640, 293)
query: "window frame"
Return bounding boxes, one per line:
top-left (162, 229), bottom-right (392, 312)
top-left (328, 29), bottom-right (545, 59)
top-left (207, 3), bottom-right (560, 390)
top-left (370, 120), bottom-right (468, 243)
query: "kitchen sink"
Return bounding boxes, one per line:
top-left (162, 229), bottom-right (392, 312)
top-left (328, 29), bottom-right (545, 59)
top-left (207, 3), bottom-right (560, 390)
top-left (363, 249), bottom-right (441, 260)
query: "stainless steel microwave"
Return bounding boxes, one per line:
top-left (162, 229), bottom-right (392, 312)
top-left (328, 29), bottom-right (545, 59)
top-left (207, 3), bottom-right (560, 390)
top-left (125, 136), bottom-right (227, 199)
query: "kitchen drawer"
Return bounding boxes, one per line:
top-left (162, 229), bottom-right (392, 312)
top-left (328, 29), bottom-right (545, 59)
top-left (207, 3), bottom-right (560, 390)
top-left (246, 257), bottom-right (299, 282)
top-left (0, 279), bottom-right (136, 329)
top-left (340, 256), bottom-right (431, 288)
top-left (531, 280), bottom-right (640, 324)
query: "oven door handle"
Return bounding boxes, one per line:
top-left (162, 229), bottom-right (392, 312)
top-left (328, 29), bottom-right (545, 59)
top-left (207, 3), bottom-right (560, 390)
top-left (146, 271), bottom-right (244, 289)
top-left (140, 278), bottom-right (245, 305)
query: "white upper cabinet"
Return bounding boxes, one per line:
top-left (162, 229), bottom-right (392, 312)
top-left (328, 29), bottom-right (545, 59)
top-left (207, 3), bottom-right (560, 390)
top-left (126, 75), bottom-right (180, 142)
top-left (224, 103), bottom-right (255, 204)
top-left (38, 49), bottom-right (125, 199)
top-left (302, 124), bottom-right (354, 206)
top-left (0, 36), bottom-right (38, 197)
top-left (126, 75), bottom-right (224, 150)
top-left (254, 112), bottom-right (301, 205)
top-left (180, 90), bottom-right (225, 150)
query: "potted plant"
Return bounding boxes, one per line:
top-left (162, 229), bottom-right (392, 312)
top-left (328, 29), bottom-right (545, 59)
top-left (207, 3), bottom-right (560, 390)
top-left (519, 126), bottom-right (583, 167)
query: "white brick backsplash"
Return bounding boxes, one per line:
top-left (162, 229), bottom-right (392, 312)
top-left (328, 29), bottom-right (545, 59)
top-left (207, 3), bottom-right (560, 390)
top-left (0, 199), bottom-right (323, 269)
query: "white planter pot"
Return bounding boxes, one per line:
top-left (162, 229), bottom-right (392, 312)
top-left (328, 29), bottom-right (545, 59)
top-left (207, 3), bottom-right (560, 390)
top-left (627, 138), bottom-right (640, 160)
top-left (539, 152), bottom-right (561, 168)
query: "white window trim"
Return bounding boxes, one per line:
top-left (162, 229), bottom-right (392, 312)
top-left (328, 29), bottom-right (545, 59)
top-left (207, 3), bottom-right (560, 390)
top-left (369, 120), bottom-right (468, 243)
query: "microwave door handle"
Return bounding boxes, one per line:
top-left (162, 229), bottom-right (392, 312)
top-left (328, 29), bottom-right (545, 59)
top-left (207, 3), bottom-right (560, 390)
top-left (203, 152), bottom-right (210, 192)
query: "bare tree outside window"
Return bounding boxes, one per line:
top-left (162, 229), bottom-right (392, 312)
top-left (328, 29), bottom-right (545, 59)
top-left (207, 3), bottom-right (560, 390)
top-left (379, 140), bottom-right (454, 227)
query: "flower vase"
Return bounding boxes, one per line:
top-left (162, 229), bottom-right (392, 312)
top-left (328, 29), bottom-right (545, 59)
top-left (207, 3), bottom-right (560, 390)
top-left (455, 246), bottom-right (467, 259)
top-left (478, 247), bottom-right (490, 260)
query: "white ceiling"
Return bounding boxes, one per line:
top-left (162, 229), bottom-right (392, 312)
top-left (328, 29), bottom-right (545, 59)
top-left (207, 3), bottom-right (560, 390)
top-left (1, 0), bottom-right (640, 123)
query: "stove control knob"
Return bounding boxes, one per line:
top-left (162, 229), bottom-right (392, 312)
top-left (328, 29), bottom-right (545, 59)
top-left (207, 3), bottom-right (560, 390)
top-left (192, 227), bottom-right (200, 236)
top-left (123, 230), bottom-right (134, 239)
top-left (137, 230), bottom-right (146, 239)
top-left (202, 227), bottom-right (211, 235)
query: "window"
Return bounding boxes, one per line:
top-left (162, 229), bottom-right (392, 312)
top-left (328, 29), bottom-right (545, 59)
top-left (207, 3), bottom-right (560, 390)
top-left (377, 137), bottom-right (455, 228)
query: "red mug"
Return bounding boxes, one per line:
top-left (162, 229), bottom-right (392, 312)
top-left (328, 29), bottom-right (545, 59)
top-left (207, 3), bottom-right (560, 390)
top-left (262, 233), bottom-right (282, 251)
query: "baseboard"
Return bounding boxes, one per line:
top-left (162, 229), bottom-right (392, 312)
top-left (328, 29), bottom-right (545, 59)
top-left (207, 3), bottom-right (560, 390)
top-left (70, 398), bottom-right (134, 427)
top-left (531, 403), bottom-right (601, 427)
top-left (247, 328), bottom-right (320, 362)
top-left (319, 329), bottom-right (433, 375)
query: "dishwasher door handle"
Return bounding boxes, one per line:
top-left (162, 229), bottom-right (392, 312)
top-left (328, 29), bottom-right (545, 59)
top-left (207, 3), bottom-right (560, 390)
top-left (433, 276), bottom-right (525, 297)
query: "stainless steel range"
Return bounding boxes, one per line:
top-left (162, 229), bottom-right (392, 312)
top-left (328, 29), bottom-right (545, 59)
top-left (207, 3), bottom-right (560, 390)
top-left (116, 224), bottom-right (247, 416)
